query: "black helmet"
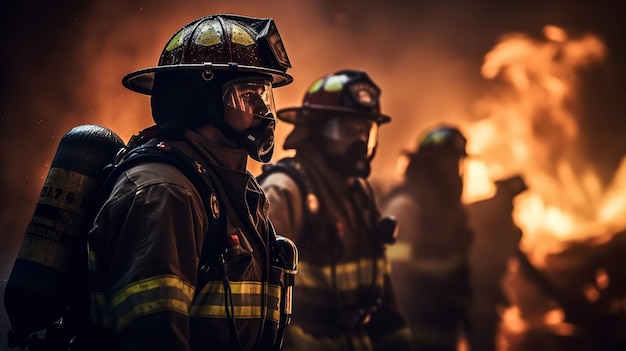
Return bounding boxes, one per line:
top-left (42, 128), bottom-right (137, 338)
top-left (277, 69), bottom-right (390, 125)
top-left (123, 14), bottom-right (293, 95)
top-left (495, 174), bottom-right (528, 197)
top-left (280, 70), bottom-right (390, 150)
top-left (417, 125), bottom-right (468, 157)
top-left (280, 70), bottom-right (390, 178)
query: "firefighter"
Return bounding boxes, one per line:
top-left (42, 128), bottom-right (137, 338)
top-left (86, 14), bottom-right (296, 351)
top-left (467, 175), bottom-right (568, 351)
top-left (259, 69), bottom-right (413, 351)
top-left (466, 175), bottom-right (527, 351)
top-left (382, 125), bottom-right (474, 351)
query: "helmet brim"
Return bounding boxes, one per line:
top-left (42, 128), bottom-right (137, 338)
top-left (277, 105), bottom-right (391, 125)
top-left (122, 63), bottom-right (294, 95)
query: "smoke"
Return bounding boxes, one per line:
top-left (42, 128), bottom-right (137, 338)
top-left (1, 0), bottom-right (625, 349)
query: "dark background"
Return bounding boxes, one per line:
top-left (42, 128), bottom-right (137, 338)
top-left (1, 1), bottom-right (625, 349)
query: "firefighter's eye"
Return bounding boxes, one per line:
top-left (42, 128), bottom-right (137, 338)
top-left (241, 92), bottom-right (256, 100)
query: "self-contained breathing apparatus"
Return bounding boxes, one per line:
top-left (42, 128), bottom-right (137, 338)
top-left (4, 124), bottom-right (298, 351)
top-left (258, 158), bottom-right (397, 331)
top-left (5, 13), bottom-right (298, 350)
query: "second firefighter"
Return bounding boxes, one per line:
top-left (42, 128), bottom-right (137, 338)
top-left (259, 69), bottom-right (413, 351)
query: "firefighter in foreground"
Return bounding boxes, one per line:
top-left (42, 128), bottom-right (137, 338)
top-left (87, 15), bottom-right (296, 350)
top-left (382, 125), bottom-right (474, 351)
top-left (259, 70), bottom-right (413, 351)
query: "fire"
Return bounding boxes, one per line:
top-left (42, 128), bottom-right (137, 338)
top-left (462, 24), bottom-right (616, 263)
top-left (463, 24), bottom-right (626, 346)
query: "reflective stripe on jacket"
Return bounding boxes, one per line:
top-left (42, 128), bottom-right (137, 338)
top-left (88, 129), bottom-right (280, 351)
top-left (261, 150), bottom-right (413, 351)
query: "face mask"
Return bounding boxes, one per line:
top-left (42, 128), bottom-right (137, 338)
top-left (242, 118), bottom-right (276, 163)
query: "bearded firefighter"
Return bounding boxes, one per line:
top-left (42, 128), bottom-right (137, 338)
top-left (259, 69), bottom-right (413, 351)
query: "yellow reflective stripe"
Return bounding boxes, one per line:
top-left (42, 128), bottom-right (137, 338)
top-left (371, 326), bottom-right (412, 349)
top-left (386, 241), bottom-right (412, 262)
top-left (197, 280), bottom-right (279, 296)
top-left (110, 275), bottom-right (195, 308)
top-left (91, 291), bottom-right (112, 328)
top-left (405, 255), bottom-right (465, 275)
top-left (117, 299), bottom-right (190, 330)
top-left (87, 243), bottom-right (96, 266)
top-left (288, 324), bottom-right (365, 347)
top-left (190, 282), bottom-right (281, 323)
top-left (110, 275), bottom-right (195, 330)
top-left (190, 305), bottom-right (280, 323)
top-left (297, 258), bottom-right (386, 291)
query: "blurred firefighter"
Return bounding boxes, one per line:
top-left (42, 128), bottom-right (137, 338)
top-left (466, 175), bottom-right (567, 351)
top-left (258, 69), bottom-right (414, 351)
top-left (382, 125), bottom-right (474, 351)
top-left (86, 14), bottom-right (297, 351)
top-left (466, 175), bottom-right (527, 351)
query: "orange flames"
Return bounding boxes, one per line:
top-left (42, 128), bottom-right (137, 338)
top-left (462, 24), bottom-right (626, 340)
top-left (462, 25), bottom-right (617, 264)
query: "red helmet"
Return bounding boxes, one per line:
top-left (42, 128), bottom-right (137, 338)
top-left (123, 14), bottom-right (293, 95)
top-left (277, 69), bottom-right (391, 125)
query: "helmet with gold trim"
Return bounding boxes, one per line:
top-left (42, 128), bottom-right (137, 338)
top-left (417, 125), bottom-right (468, 157)
top-left (122, 14), bottom-right (292, 95)
top-left (280, 70), bottom-right (390, 178)
top-left (277, 69), bottom-right (389, 125)
top-left (279, 70), bottom-right (390, 153)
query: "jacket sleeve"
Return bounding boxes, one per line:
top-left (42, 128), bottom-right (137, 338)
top-left (366, 273), bottom-right (415, 351)
top-left (93, 171), bottom-right (206, 351)
top-left (259, 172), bottom-right (303, 241)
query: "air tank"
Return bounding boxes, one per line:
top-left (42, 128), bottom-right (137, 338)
top-left (4, 124), bottom-right (125, 347)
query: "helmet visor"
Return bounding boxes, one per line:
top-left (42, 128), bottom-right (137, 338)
top-left (222, 78), bottom-right (276, 121)
top-left (322, 116), bottom-right (379, 157)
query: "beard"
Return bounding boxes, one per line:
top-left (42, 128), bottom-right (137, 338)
top-left (323, 141), bottom-right (371, 178)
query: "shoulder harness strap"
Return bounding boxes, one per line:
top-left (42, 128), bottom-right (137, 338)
top-left (100, 138), bottom-right (227, 285)
top-left (259, 157), bottom-right (321, 218)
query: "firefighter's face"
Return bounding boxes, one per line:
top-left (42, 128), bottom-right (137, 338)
top-left (320, 115), bottom-right (378, 157)
top-left (221, 77), bottom-right (277, 163)
top-left (222, 77), bottom-right (276, 132)
top-left (319, 115), bottom-right (379, 178)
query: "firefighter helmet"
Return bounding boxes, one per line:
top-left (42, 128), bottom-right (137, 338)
top-left (417, 125), bottom-right (468, 156)
top-left (277, 69), bottom-right (390, 125)
top-left (123, 14), bottom-right (293, 95)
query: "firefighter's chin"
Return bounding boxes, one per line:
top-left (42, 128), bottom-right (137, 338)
top-left (323, 141), bottom-right (371, 178)
top-left (354, 160), bottom-right (371, 178)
